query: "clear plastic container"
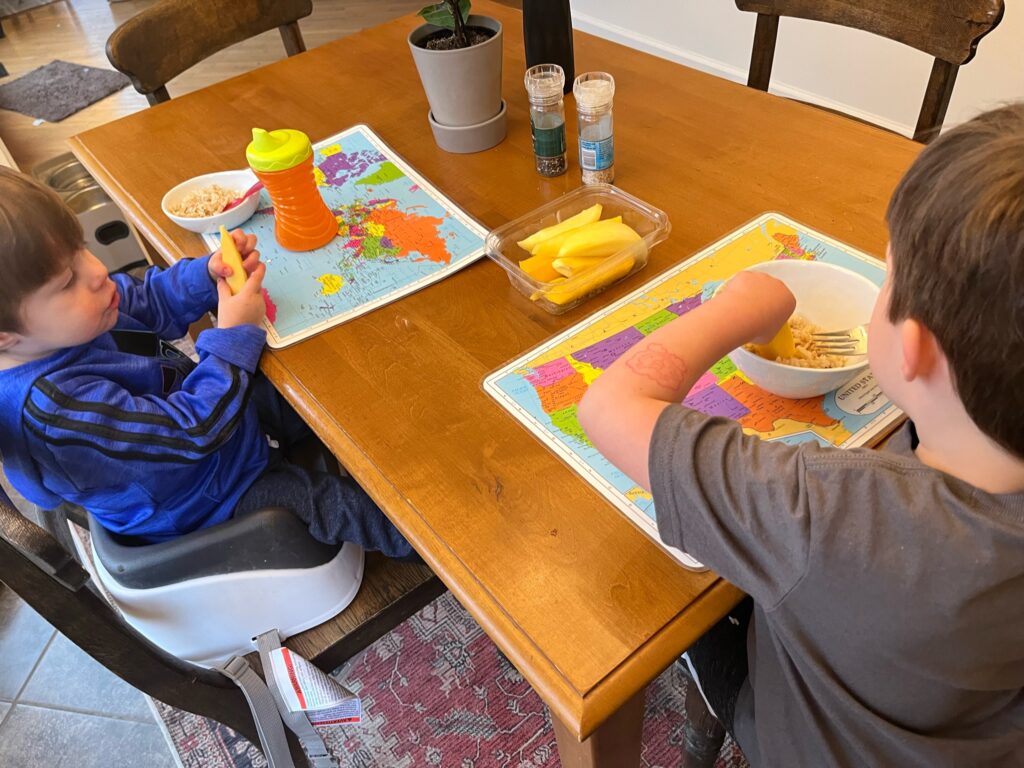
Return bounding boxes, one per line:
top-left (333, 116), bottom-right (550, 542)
top-left (486, 184), bottom-right (671, 315)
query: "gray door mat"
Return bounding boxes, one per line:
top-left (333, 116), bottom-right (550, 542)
top-left (0, 60), bottom-right (131, 122)
top-left (0, 0), bottom-right (62, 18)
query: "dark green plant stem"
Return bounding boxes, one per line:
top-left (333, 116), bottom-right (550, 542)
top-left (448, 0), bottom-right (468, 47)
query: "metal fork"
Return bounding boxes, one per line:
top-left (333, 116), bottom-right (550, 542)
top-left (810, 325), bottom-right (868, 356)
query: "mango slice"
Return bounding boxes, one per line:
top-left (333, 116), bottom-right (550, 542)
top-left (530, 216), bottom-right (622, 261)
top-left (557, 220), bottom-right (642, 261)
top-left (519, 251), bottom-right (564, 282)
top-left (218, 226), bottom-right (247, 295)
top-left (516, 203), bottom-right (602, 252)
top-left (551, 255), bottom-right (609, 278)
top-left (750, 320), bottom-right (797, 360)
top-left (532, 256), bottom-right (636, 306)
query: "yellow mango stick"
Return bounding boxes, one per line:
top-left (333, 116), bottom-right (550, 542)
top-left (218, 226), bottom-right (248, 295)
top-left (516, 203), bottom-right (602, 252)
top-left (751, 320), bottom-right (797, 360)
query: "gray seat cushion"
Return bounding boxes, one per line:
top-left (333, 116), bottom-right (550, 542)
top-left (89, 507), bottom-right (341, 589)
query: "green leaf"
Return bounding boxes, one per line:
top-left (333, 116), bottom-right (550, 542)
top-left (417, 0), bottom-right (470, 30)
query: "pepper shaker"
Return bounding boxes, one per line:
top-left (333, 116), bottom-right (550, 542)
top-left (525, 64), bottom-right (568, 177)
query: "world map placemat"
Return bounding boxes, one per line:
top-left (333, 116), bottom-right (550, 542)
top-left (203, 125), bottom-right (486, 348)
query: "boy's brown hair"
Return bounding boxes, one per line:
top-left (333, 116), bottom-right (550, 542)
top-left (886, 103), bottom-right (1024, 458)
top-left (0, 167), bottom-right (84, 331)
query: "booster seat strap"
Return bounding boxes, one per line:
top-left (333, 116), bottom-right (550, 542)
top-left (256, 630), bottom-right (338, 768)
top-left (221, 656), bottom-right (297, 768)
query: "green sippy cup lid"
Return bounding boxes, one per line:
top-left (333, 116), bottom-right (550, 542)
top-left (246, 128), bottom-right (313, 172)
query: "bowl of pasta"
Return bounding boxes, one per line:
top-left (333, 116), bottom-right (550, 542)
top-left (728, 259), bottom-right (879, 399)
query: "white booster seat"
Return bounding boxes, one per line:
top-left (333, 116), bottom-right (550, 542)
top-left (86, 506), bottom-right (364, 667)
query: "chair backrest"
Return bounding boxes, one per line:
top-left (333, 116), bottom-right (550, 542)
top-left (106, 0), bottom-right (314, 106)
top-left (734, 0), bottom-right (1005, 142)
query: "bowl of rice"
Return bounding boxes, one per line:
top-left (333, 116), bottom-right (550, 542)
top-left (161, 169), bottom-right (260, 234)
top-left (728, 259), bottom-right (879, 399)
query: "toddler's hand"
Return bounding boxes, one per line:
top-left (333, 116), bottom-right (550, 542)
top-left (216, 262), bottom-right (267, 329)
top-left (208, 230), bottom-right (260, 282)
top-left (717, 270), bottom-right (796, 344)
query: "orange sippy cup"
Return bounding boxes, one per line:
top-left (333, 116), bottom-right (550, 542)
top-left (245, 128), bottom-right (337, 252)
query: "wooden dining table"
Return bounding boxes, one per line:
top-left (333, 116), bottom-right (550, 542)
top-left (69, 2), bottom-right (921, 764)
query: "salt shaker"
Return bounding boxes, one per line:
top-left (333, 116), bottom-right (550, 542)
top-left (524, 64), bottom-right (568, 177)
top-left (573, 72), bottom-right (615, 185)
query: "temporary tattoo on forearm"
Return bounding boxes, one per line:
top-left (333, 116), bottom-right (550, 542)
top-left (624, 343), bottom-right (688, 390)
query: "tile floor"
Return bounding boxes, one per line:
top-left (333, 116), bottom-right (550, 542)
top-left (0, 574), bottom-right (178, 767)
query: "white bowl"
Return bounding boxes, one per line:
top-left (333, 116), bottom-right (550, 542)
top-left (729, 260), bottom-right (879, 399)
top-left (160, 169), bottom-right (260, 234)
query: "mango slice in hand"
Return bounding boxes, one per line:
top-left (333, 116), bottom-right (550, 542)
top-left (750, 320), bottom-right (797, 360)
top-left (516, 203), bottom-right (602, 252)
top-left (218, 226), bottom-right (247, 295)
top-left (557, 220), bottom-right (642, 260)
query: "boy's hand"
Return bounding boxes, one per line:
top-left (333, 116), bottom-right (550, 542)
top-left (208, 229), bottom-right (260, 282)
top-left (216, 262), bottom-right (267, 329)
top-left (716, 271), bottom-right (796, 344)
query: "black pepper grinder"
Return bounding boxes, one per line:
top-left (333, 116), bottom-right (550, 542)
top-left (523, 0), bottom-right (575, 95)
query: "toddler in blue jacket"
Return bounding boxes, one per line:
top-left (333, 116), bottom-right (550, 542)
top-left (0, 167), bottom-right (412, 558)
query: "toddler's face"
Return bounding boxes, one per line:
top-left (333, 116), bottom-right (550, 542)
top-left (16, 248), bottom-right (119, 356)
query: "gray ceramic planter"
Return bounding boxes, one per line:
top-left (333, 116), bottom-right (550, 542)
top-left (408, 15), bottom-right (506, 153)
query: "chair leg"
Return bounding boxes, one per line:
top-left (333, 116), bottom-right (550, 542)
top-left (747, 13), bottom-right (779, 91)
top-left (146, 86), bottom-right (171, 106)
top-left (915, 59), bottom-right (958, 143)
top-left (280, 22), bottom-right (306, 56)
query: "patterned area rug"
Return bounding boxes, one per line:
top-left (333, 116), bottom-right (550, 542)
top-left (153, 593), bottom-right (750, 767)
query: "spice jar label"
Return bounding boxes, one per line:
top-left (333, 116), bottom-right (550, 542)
top-left (579, 136), bottom-right (614, 170)
top-left (532, 122), bottom-right (567, 158)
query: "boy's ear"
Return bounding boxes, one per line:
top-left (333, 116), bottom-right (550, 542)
top-left (0, 331), bottom-right (21, 352)
top-left (899, 319), bottom-right (941, 382)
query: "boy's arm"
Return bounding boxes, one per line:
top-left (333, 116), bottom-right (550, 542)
top-left (113, 256), bottom-right (218, 340)
top-left (578, 271), bottom-right (796, 489)
top-left (23, 324), bottom-right (266, 463)
top-left (578, 272), bottom-right (817, 605)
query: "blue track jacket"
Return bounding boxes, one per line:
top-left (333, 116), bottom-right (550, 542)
top-left (0, 257), bottom-right (269, 541)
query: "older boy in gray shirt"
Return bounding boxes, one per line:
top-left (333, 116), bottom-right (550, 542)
top-left (579, 104), bottom-right (1024, 766)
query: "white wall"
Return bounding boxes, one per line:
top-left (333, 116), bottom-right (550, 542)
top-left (570, 1), bottom-right (1024, 137)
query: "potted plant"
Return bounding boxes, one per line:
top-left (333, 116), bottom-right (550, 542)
top-left (408, 0), bottom-right (507, 153)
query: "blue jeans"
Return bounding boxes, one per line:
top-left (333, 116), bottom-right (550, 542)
top-left (234, 377), bottom-right (413, 559)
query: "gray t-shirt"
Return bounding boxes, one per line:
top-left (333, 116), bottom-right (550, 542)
top-left (650, 406), bottom-right (1024, 767)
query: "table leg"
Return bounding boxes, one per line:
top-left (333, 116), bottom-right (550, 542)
top-left (551, 691), bottom-right (645, 768)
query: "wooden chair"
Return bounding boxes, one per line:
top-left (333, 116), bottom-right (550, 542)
top-left (0, 484), bottom-right (444, 765)
top-left (734, 1), bottom-right (1005, 142)
top-left (106, 0), bottom-right (314, 106)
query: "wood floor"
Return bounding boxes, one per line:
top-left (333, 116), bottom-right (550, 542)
top-left (0, 0), bottom-right (436, 170)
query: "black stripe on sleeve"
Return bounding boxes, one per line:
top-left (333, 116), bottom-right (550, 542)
top-left (31, 368), bottom-right (242, 437)
top-left (24, 383), bottom-right (253, 460)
